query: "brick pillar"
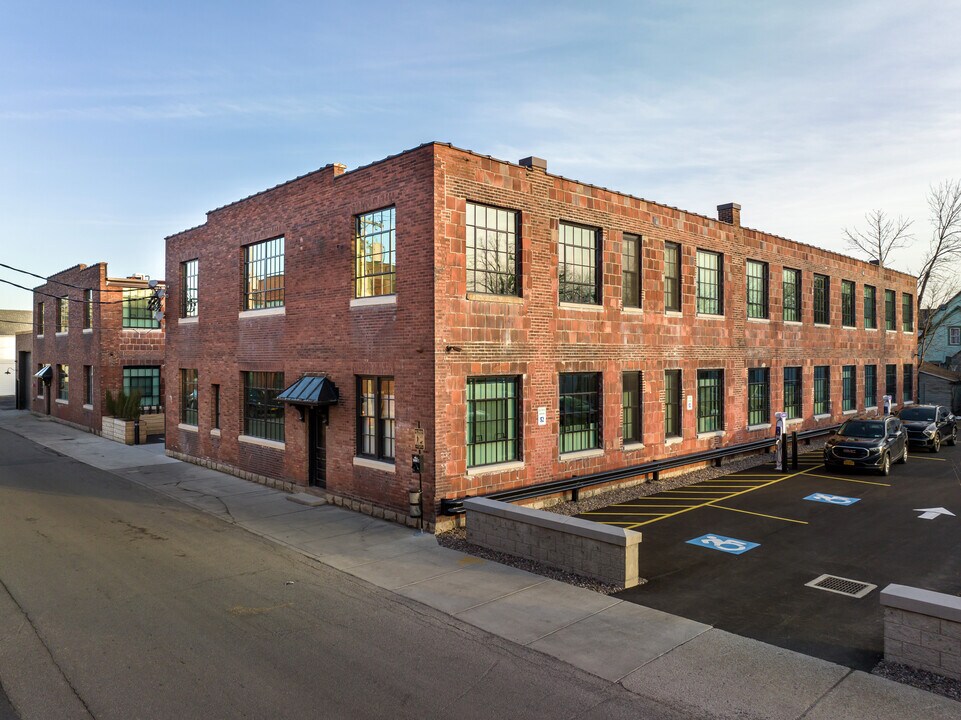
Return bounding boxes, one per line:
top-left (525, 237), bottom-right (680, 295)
top-left (718, 202), bottom-right (741, 226)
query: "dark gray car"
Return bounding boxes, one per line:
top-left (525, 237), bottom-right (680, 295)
top-left (824, 416), bottom-right (908, 476)
top-left (897, 404), bottom-right (958, 452)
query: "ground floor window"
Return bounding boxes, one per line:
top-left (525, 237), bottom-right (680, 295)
top-left (181, 369), bottom-right (198, 426)
top-left (57, 364), bottom-right (68, 401)
top-left (697, 369), bottom-right (724, 433)
top-left (467, 376), bottom-right (520, 467)
top-left (885, 364), bottom-right (897, 401)
top-left (747, 368), bottom-right (769, 427)
top-left (784, 367), bottom-right (802, 419)
top-left (864, 365), bottom-right (877, 408)
top-left (559, 372), bottom-right (601, 453)
top-left (123, 366), bottom-right (161, 409)
top-left (903, 364), bottom-right (913, 403)
top-left (664, 369), bottom-right (681, 438)
top-left (357, 376), bottom-right (395, 460)
top-left (842, 366), bottom-right (856, 411)
top-left (813, 366), bottom-right (830, 415)
top-left (243, 371), bottom-right (285, 442)
top-left (212, 384), bottom-right (221, 429)
top-left (622, 371), bottom-right (642, 444)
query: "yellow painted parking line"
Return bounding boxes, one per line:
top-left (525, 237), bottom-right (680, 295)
top-left (664, 489), bottom-right (740, 494)
top-left (801, 472), bottom-right (890, 487)
top-left (613, 503), bottom-right (700, 508)
top-left (582, 511), bottom-right (669, 516)
top-left (690, 484), bottom-right (767, 489)
top-left (708, 504), bottom-right (808, 525)
top-left (910, 455), bottom-right (947, 462)
top-left (732, 474), bottom-right (788, 478)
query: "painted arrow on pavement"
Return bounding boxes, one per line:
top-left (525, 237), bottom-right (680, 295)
top-left (914, 507), bottom-right (956, 520)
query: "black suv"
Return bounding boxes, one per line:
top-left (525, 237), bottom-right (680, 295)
top-left (897, 405), bottom-right (958, 452)
top-left (824, 416), bottom-right (908, 476)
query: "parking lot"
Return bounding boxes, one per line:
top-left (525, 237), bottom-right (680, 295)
top-left (578, 443), bottom-right (961, 670)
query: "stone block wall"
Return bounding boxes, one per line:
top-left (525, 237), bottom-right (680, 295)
top-left (881, 584), bottom-right (961, 680)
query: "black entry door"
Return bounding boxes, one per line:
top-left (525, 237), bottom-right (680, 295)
top-left (309, 408), bottom-right (327, 487)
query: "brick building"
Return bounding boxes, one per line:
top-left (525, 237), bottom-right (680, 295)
top-left (164, 142), bottom-right (917, 530)
top-left (30, 263), bottom-right (166, 435)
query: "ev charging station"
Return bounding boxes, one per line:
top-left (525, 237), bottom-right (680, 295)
top-left (774, 411), bottom-right (789, 471)
top-left (882, 394), bottom-right (893, 416)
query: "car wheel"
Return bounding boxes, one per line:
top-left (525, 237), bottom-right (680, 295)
top-left (898, 445), bottom-right (908, 464)
top-left (948, 428), bottom-right (958, 447)
top-left (879, 453), bottom-right (891, 476)
top-left (931, 433), bottom-right (941, 453)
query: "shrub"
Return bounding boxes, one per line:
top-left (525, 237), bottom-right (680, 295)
top-left (104, 389), bottom-right (143, 421)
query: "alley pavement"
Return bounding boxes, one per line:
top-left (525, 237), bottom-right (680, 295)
top-left (0, 409), bottom-right (957, 720)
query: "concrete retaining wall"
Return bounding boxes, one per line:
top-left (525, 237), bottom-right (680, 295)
top-left (463, 497), bottom-right (642, 588)
top-left (881, 583), bottom-right (961, 680)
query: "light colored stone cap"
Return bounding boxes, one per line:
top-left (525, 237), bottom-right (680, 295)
top-left (880, 583), bottom-right (961, 623)
top-left (463, 497), bottom-right (642, 546)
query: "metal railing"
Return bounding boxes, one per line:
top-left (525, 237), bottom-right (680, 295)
top-left (439, 425), bottom-right (839, 516)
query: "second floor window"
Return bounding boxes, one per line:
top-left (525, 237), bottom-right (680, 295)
top-left (37, 302), bottom-right (44, 335)
top-left (123, 288), bottom-right (160, 329)
top-left (244, 237), bottom-right (285, 310)
top-left (746, 260), bottom-right (768, 319)
top-left (864, 285), bottom-right (877, 329)
top-left (782, 268), bottom-right (800, 322)
top-left (950, 326), bottom-right (961, 345)
top-left (355, 208), bottom-right (396, 298)
top-left (622, 234), bottom-right (641, 309)
top-left (784, 367), bottom-right (802, 419)
top-left (57, 296), bottom-right (69, 332)
top-left (885, 289), bottom-right (896, 330)
top-left (559, 372), bottom-right (601, 453)
top-left (181, 369), bottom-right (198, 426)
top-left (84, 289), bottom-right (93, 329)
top-left (663, 242), bottom-right (681, 312)
top-left (466, 202), bottom-right (519, 296)
top-left (467, 377), bottom-right (520, 467)
top-left (813, 366), bottom-right (830, 415)
top-left (696, 250), bottom-right (723, 315)
top-left (902, 293), bottom-right (914, 332)
top-left (558, 222), bottom-right (600, 305)
top-left (841, 280), bottom-right (855, 327)
top-left (813, 274), bottom-right (829, 325)
top-left (181, 259), bottom-right (199, 317)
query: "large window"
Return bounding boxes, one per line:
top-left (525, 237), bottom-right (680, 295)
top-left (467, 377), bottom-right (520, 467)
top-left (842, 365), bottom-right (856, 411)
top-left (903, 364), bottom-right (914, 403)
top-left (243, 371), bottom-right (285, 442)
top-left (902, 293), bottom-right (914, 332)
top-left (746, 260), bottom-right (768, 319)
top-left (57, 296), bottom-right (69, 332)
top-left (814, 366), bottom-right (830, 416)
top-left (123, 366), bottom-right (162, 408)
top-left (664, 369), bottom-right (681, 438)
top-left (841, 280), bottom-right (855, 328)
top-left (813, 274), bottom-right (829, 325)
top-left (865, 365), bottom-right (877, 408)
top-left (355, 208), bottom-right (396, 298)
top-left (622, 371), bottom-right (642, 444)
top-left (697, 369), bottom-right (724, 433)
top-left (664, 242), bottom-right (681, 312)
top-left (466, 202), bottom-right (519, 296)
top-left (123, 288), bottom-right (160, 329)
top-left (864, 285), bottom-right (877, 329)
top-left (784, 367), bottom-right (802, 419)
top-left (885, 364), bottom-right (897, 401)
top-left (559, 372), bottom-right (601, 453)
top-left (180, 369), bottom-right (198, 426)
top-left (884, 289), bottom-right (896, 330)
top-left (357, 376), bottom-right (395, 460)
top-left (37, 302), bottom-right (44, 335)
top-left (181, 259), bottom-right (199, 317)
top-left (84, 289), bottom-right (93, 329)
top-left (950, 326), bottom-right (961, 346)
top-left (622, 234), bottom-right (641, 309)
top-left (696, 250), bottom-right (723, 315)
top-left (57, 364), bottom-right (68, 401)
top-left (782, 268), bottom-right (801, 323)
top-left (558, 222), bottom-right (600, 305)
top-left (244, 237), bottom-right (285, 309)
top-left (747, 368), bottom-right (770, 427)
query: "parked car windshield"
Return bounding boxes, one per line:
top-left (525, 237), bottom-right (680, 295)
top-left (898, 407), bottom-right (936, 422)
top-left (838, 420), bottom-right (885, 439)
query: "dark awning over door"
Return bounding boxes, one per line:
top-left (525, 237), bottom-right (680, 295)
top-left (276, 374), bottom-right (339, 407)
top-left (34, 364), bottom-right (52, 381)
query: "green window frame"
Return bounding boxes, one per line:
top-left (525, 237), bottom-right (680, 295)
top-left (243, 371), bottom-right (285, 442)
top-left (903, 364), bottom-right (913, 403)
top-left (357, 376), bottom-right (395, 460)
top-left (746, 260), bottom-right (768, 319)
top-left (813, 274), bottom-right (829, 325)
top-left (864, 285), bottom-right (877, 329)
top-left (181, 259), bottom-right (199, 317)
top-left (782, 268), bottom-right (800, 323)
top-left (813, 366), bottom-right (830, 416)
top-left (559, 372), bottom-right (601, 453)
top-left (123, 366), bottom-right (162, 409)
top-left (901, 293), bottom-right (914, 332)
top-left (123, 288), bottom-right (160, 329)
top-left (466, 202), bottom-right (519, 296)
top-left (842, 365), bottom-right (856, 412)
top-left (664, 242), bottom-right (681, 312)
top-left (622, 234), bottom-right (641, 309)
top-left (841, 280), bottom-right (855, 328)
top-left (885, 364), bottom-right (897, 400)
top-left (180, 369), bottom-right (198, 426)
top-left (558, 222), bottom-right (601, 305)
top-left (783, 367), bottom-right (802, 419)
top-left (696, 250), bottom-right (723, 315)
top-left (885, 289), bottom-right (896, 331)
top-left (747, 368), bottom-right (770, 427)
top-left (864, 365), bottom-right (877, 408)
top-left (664, 369), bottom-right (681, 438)
top-left (244, 237), bottom-right (285, 310)
top-left (466, 377), bottom-right (520, 468)
top-left (622, 371), bottom-right (642, 444)
top-left (697, 369), bottom-right (724, 433)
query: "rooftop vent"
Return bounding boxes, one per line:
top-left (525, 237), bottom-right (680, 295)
top-left (519, 156), bottom-right (547, 171)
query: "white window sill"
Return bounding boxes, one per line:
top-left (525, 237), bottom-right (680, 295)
top-left (36, 395), bottom-right (44, 400)
top-left (903, 400), bottom-right (914, 405)
top-left (786, 418), bottom-right (803, 426)
top-left (747, 317), bottom-right (770, 324)
top-left (210, 428), bottom-right (221, 437)
top-left (842, 409), bottom-right (858, 416)
top-left (902, 330), bottom-right (914, 335)
top-left (842, 326), bottom-right (856, 330)
top-left (466, 460), bottom-right (525, 476)
top-left (886, 329), bottom-right (896, 334)
top-left (36, 334), bottom-right (44, 339)
top-left (665, 435), bottom-right (683, 445)
top-left (664, 310), bottom-right (682, 317)
top-left (814, 413), bottom-right (831, 420)
top-left (814, 323), bottom-right (830, 329)
top-left (178, 423), bottom-right (199, 432)
top-left (865, 406), bottom-right (878, 412)
top-left (622, 307), bottom-right (643, 315)
top-left (865, 327), bottom-right (878, 332)
top-left (696, 313), bottom-right (724, 320)
top-left (559, 448), bottom-right (604, 461)
top-left (82, 404), bottom-right (93, 411)
top-left (748, 423), bottom-right (771, 431)
top-left (696, 430), bottom-right (725, 439)
top-left (467, 292), bottom-right (522, 305)
top-left (238, 434), bottom-right (285, 450)
top-left (179, 316), bottom-right (199, 324)
top-left (559, 301), bottom-right (603, 312)
top-left (122, 327), bottom-right (162, 333)
top-left (352, 456), bottom-right (396, 473)
top-left (82, 328), bottom-right (93, 334)
top-left (783, 320), bottom-right (802, 326)
top-left (55, 398), bottom-right (68, 405)
top-left (55, 332), bottom-right (68, 337)
top-left (239, 306), bottom-right (285, 319)
top-left (622, 441), bottom-right (645, 451)
top-left (350, 295), bottom-right (396, 308)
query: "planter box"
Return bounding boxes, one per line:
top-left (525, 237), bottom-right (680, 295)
top-left (101, 413), bottom-right (165, 445)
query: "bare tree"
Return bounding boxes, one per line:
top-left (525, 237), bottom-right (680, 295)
top-left (842, 209), bottom-right (913, 268)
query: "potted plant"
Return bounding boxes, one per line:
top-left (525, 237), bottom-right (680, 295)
top-left (101, 389), bottom-right (144, 445)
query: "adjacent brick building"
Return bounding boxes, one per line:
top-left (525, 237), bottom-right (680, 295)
top-left (164, 142), bottom-right (917, 530)
top-left (30, 263), bottom-right (166, 435)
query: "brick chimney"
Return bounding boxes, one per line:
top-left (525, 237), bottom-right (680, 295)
top-left (717, 203), bottom-right (741, 226)
top-left (519, 156), bottom-right (547, 171)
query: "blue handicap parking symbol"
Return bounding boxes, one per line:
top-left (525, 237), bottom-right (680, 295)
top-left (686, 533), bottom-right (760, 555)
top-left (804, 493), bottom-right (860, 506)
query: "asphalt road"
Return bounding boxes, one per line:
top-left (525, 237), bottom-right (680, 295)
top-left (0, 428), bottom-right (693, 720)
top-left (592, 446), bottom-right (961, 671)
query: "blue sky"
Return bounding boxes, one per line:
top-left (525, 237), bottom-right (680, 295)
top-left (2, 1), bottom-right (960, 312)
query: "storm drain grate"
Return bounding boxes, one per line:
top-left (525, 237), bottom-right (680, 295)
top-left (805, 574), bottom-right (877, 599)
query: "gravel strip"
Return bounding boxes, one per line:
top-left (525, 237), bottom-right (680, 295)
top-left (871, 660), bottom-right (961, 703)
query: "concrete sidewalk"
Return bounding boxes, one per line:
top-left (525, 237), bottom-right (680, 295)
top-left (1, 410), bottom-right (956, 719)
